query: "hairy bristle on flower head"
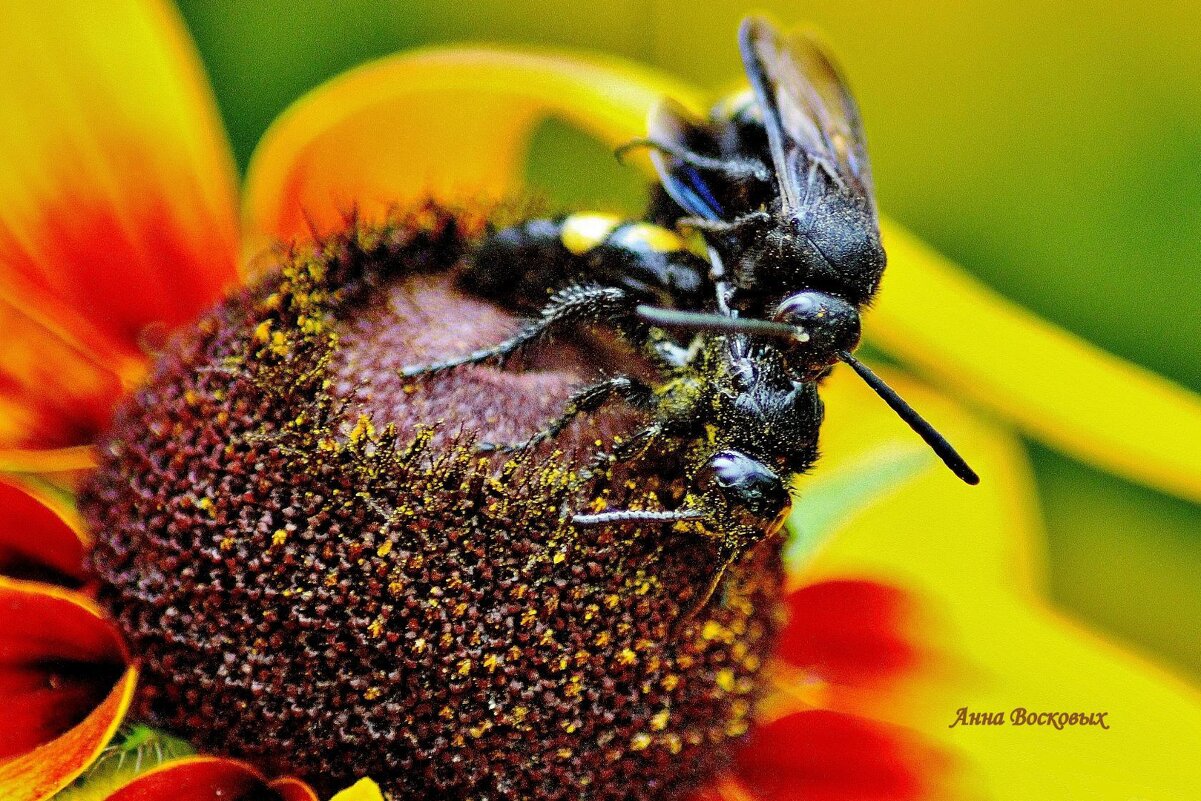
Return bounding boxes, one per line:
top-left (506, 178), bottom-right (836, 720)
top-left (81, 204), bottom-right (783, 800)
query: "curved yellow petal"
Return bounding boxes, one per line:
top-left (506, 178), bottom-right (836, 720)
top-left (0, 1), bottom-right (238, 373)
top-left (871, 219), bottom-right (1201, 504)
top-left (792, 364), bottom-right (1201, 800)
top-left (243, 46), bottom-right (702, 255)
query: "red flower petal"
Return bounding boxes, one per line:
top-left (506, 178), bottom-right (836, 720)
top-left (775, 579), bottom-right (923, 686)
top-left (734, 710), bottom-right (958, 801)
top-left (0, 579), bottom-right (135, 800)
top-left (104, 757), bottom-right (316, 801)
top-left (0, 479), bottom-right (87, 587)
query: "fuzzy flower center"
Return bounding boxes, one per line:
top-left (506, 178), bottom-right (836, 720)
top-left (82, 206), bottom-right (784, 801)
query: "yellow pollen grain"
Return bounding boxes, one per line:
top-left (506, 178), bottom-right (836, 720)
top-left (594, 631), bottom-right (611, 648)
top-left (665, 733), bottom-right (683, 754)
top-left (650, 710), bottom-right (670, 731)
top-left (512, 705), bottom-right (529, 722)
top-left (552, 551), bottom-right (566, 564)
top-left (562, 720), bottom-right (579, 733)
top-left (363, 687), bottom-right (381, 701)
top-left (376, 540), bottom-right (393, 558)
top-left (618, 648), bottom-right (637, 665)
top-left (253, 320), bottom-right (272, 343)
top-left (271, 529), bottom-right (288, 546)
top-left (367, 618), bottom-right (384, 638)
top-left (661, 674), bottom-right (680, 691)
top-left (702, 620), bottom-right (729, 642)
top-left (412, 638), bottom-right (427, 654)
top-left (629, 732), bottom-right (652, 752)
top-left (219, 536), bottom-right (235, 552)
top-left (716, 668), bottom-right (736, 693)
top-left (388, 580), bottom-right (404, 596)
top-left (457, 658), bottom-right (472, 676)
top-left (725, 719), bottom-right (749, 737)
top-left (483, 653), bottom-right (501, 672)
top-left (557, 748), bottom-right (574, 760)
top-left (349, 414), bottom-right (375, 444)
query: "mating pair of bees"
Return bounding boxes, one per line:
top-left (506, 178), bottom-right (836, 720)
top-left (402, 17), bottom-right (977, 607)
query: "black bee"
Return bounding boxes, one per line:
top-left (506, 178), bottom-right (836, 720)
top-left (400, 16), bottom-right (977, 612)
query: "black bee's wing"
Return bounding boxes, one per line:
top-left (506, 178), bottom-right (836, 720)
top-left (738, 16), bottom-right (877, 221)
top-left (646, 98), bottom-right (725, 220)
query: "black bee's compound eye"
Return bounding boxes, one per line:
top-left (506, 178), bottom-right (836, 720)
top-left (698, 451), bottom-right (791, 524)
top-left (773, 291), bottom-right (861, 367)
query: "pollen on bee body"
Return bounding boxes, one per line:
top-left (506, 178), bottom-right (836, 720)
top-left (80, 204), bottom-right (785, 801)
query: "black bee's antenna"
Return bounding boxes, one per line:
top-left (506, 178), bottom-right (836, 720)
top-left (838, 351), bottom-right (979, 485)
top-left (573, 509), bottom-right (708, 526)
top-left (636, 305), bottom-right (805, 340)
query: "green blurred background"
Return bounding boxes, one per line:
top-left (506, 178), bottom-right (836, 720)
top-left (175, 0), bottom-right (1201, 681)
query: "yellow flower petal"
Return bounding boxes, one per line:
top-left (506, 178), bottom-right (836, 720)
top-left (330, 777), bottom-right (386, 801)
top-left (0, 294), bottom-right (129, 450)
top-left (243, 46), bottom-right (702, 255)
top-left (871, 219), bottom-right (1201, 504)
top-left (0, 0), bottom-right (238, 446)
top-left (796, 365), bottom-right (1201, 799)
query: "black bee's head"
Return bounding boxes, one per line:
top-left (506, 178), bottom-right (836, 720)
top-left (694, 450), bottom-right (792, 537)
top-left (771, 290), bottom-right (861, 378)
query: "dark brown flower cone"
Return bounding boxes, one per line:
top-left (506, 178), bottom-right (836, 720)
top-left (81, 204), bottom-right (784, 801)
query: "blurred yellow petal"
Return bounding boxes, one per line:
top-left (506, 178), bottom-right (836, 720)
top-left (243, 46), bottom-right (702, 254)
top-left (794, 365), bottom-right (1201, 800)
top-left (0, 0), bottom-right (238, 443)
top-left (330, 778), bottom-right (386, 801)
top-left (0, 446), bottom-right (97, 478)
top-left (0, 293), bottom-right (130, 450)
top-left (871, 219), bottom-right (1201, 504)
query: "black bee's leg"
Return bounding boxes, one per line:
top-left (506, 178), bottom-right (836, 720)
top-left (400, 284), bottom-right (644, 378)
top-left (480, 375), bottom-right (655, 454)
top-left (615, 138), bottom-right (770, 182)
top-left (674, 548), bottom-right (737, 633)
top-left (610, 420), bottom-right (667, 463)
top-left (677, 208), bottom-right (771, 235)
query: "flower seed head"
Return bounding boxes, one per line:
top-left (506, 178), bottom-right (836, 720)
top-left (82, 205), bottom-right (783, 800)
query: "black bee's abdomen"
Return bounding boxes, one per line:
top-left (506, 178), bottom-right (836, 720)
top-left (461, 214), bottom-right (712, 314)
